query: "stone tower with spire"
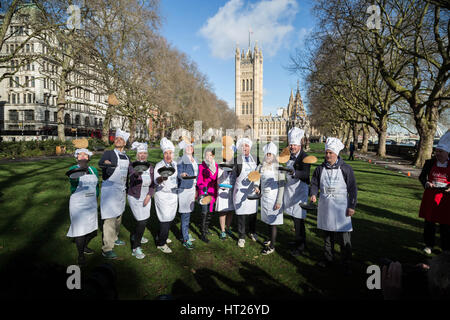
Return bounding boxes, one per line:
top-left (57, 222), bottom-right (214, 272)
top-left (235, 41), bottom-right (263, 137)
top-left (287, 81), bottom-right (308, 131)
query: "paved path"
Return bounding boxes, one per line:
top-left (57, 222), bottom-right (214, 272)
top-left (354, 151), bottom-right (422, 178)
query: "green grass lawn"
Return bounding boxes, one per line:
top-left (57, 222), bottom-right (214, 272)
top-left (0, 143), bottom-right (430, 300)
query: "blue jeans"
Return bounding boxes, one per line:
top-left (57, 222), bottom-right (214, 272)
top-left (180, 212), bottom-right (191, 241)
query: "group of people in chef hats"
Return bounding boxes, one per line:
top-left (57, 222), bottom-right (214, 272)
top-left (65, 124), bottom-right (450, 277)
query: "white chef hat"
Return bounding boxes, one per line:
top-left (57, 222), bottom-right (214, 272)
top-left (325, 137), bottom-right (345, 155)
top-left (131, 141), bottom-right (148, 153)
top-left (263, 142), bottom-right (278, 156)
top-left (288, 127), bottom-right (305, 145)
top-left (236, 137), bottom-right (252, 151)
top-left (74, 148), bottom-right (93, 158)
top-left (115, 128), bottom-right (130, 143)
top-left (160, 137), bottom-right (175, 153)
top-left (436, 131), bottom-right (450, 153)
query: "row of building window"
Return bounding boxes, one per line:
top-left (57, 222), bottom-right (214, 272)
top-left (5, 42), bottom-right (35, 54)
top-left (242, 79), bottom-right (253, 92)
top-left (8, 109), bottom-right (103, 126)
top-left (242, 102), bottom-right (253, 115)
top-left (9, 76), bottom-right (35, 88)
top-left (8, 92), bottom-right (36, 104)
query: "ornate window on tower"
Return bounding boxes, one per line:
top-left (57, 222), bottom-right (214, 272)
top-left (242, 80), bottom-right (245, 91)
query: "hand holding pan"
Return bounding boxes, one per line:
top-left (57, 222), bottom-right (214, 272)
top-left (66, 167), bottom-right (89, 179)
top-left (99, 162), bottom-right (117, 169)
top-left (181, 175), bottom-right (197, 180)
top-left (219, 163), bottom-right (234, 172)
top-left (158, 166), bottom-right (175, 180)
top-left (247, 171), bottom-right (262, 200)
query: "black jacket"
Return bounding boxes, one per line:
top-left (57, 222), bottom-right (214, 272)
top-left (98, 149), bottom-right (130, 181)
top-left (289, 149), bottom-right (311, 185)
top-left (310, 157), bottom-right (357, 209)
top-left (419, 158), bottom-right (436, 189)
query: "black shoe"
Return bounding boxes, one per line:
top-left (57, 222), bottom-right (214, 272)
top-left (84, 247), bottom-right (94, 255)
top-left (200, 235), bottom-right (210, 243)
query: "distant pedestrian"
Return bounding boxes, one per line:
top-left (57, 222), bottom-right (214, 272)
top-left (348, 142), bottom-right (355, 161)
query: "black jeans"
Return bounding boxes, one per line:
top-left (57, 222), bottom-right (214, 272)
top-left (201, 204), bottom-right (214, 236)
top-left (156, 221), bottom-right (172, 247)
top-left (74, 230), bottom-right (97, 257)
top-left (237, 213), bottom-right (257, 239)
top-left (132, 219), bottom-right (148, 250)
top-left (293, 217), bottom-right (306, 248)
top-left (424, 220), bottom-right (450, 251)
top-left (323, 231), bottom-right (352, 264)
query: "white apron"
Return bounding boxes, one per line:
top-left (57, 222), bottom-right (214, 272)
top-left (154, 160), bottom-right (178, 222)
top-left (100, 150), bottom-right (129, 219)
top-left (260, 164), bottom-right (283, 225)
top-left (127, 168), bottom-right (152, 221)
top-left (216, 167), bottom-right (235, 212)
top-left (317, 167), bottom-right (352, 232)
top-left (178, 160), bottom-right (198, 213)
top-left (67, 167), bottom-right (98, 237)
top-left (233, 156), bottom-right (258, 215)
top-left (283, 158), bottom-right (308, 219)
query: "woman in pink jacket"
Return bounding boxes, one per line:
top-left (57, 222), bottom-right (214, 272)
top-left (196, 149), bottom-right (218, 243)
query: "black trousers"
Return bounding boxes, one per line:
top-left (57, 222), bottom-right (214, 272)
top-left (156, 221), bottom-right (172, 247)
top-left (323, 230), bottom-right (352, 264)
top-left (132, 219), bottom-right (148, 250)
top-left (237, 213), bottom-right (257, 239)
top-left (201, 204), bottom-right (213, 236)
top-left (292, 217), bottom-right (306, 248)
top-left (424, 220), bottom-right (450, 251)
top-left (74, 230), bottom-right (97, 257)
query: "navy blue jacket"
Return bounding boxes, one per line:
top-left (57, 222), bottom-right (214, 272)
top-left (177, 157), bottom-right (198, 189)
top-left (98, 149), bottom-right (130, 181)
top-left (309, 157), bottom-right (357, 209)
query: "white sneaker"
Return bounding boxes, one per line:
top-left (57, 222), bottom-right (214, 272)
top-left (264, 240), bottom-right (271, 247)
top-left (141, 236), bottom-right (149, 244)
top-left (238, 239), bottom-right (245, 248)
top-left (424, 247), bottom-right (432, 255)
top-left (157, 244), bottom-right (172, 253)
top-left (132, 247), bottom-right (145, 259)
top-left (166, 238), bottom-right (172, 244)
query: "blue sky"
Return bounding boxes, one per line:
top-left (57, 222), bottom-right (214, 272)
top-left (159, 0), bottom-right (317, 117)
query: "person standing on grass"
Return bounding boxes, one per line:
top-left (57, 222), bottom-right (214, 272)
top-left (127, 142), bottom-right (155, 260)
top-left (67, 148), bottom-right (99, 266)
top-left (177, 139), bottom-right (198, 250)
top-left (216, 145), bottom-right (236, 240)
top-left (196, 148), bottom-right (219, 243)
top-left (310, 137), bottom-right (357, 276)
top-left (418, 131), bottom-right (450, 255)
top-left (233, 138), bottom-right (259, 248)
top-left (253, 142), bottom-right (286, 255)
top-left (283, 127), bottom-right (311, 256)
top-left (154, 137), bottom-right (178, 254)
top-left (348, 141), bottom-right (355, 161)
top-left (98, 129), bottom-right (130, 260)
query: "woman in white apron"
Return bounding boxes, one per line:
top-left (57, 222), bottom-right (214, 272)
top-left (283, 127), bottom-right (311, 256)
top-left (216, 145), bottom-right (236, 240)
top-left (154, 137), bottom-right (178, 253)
top-left (67, 148), bottom-right (99, 266)
top-left (233, 138), bottom-right (258, 248)
top-left (310, 137), bottom-right (357, 275)
top-left (98, 128), bottom-right (130, 260)
top-left (127, 142), bottom-right (155, 259)
top-left (254, 142), bottom-right (285, 255)
top-left (177, 139), bottom-right (198, 250)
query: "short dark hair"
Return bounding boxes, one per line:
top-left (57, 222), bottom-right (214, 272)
top-left (204, 148), bottom-right (215, 156)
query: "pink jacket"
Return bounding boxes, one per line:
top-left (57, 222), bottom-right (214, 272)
top-left (196, 161), bottom-right (219, 212)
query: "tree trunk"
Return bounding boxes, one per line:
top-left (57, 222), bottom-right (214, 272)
top-left (361, 125), bottom-right (369, 153)
top-left (344, 124), bottom-right (352, 150)
top-left (377, 129), bottom-right (387, 157)
top-left (102, 105), bottom-right (113, 144)
top-left (413, 103), bottom-right (439, 168)
top-left (57, 76), bottom-right (66, 141)
top-left (352, 122), bottom-right (359, 150)
top-left (129, 116), bottom-right (136, 145)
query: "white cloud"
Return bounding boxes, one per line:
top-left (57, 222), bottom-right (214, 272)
top-left (199, 0), bottom-right (298, 59)
top-left (297, 27), bottom-right (312, 45)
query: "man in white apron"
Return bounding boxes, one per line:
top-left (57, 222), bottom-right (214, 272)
top-left (177, 139), bottom-right (198, 250)
top-left (154, 137), bottom-right (178, 254)
top-left (128, 142), bottom-right (155, 259)
top-left (67, 148), bottom-right (99, 266)
top-left (254, 142), bottom-right (286, 255)
top-left (216, 144), bottom-right (236, 240)
top-left (283, 127), bottom-right (311, 256)
top-left (233, 137), bottom-right (259, 248)
top-left (99, 128), bottom-right (130, 259)
top-left (310, 137), bottom-right (357, 275)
